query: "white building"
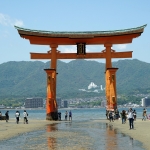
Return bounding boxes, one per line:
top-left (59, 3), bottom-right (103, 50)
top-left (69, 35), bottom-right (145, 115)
top-left (141, 97), bottom-right (150, 107)
top-left (0, 105), bottom-right (5, 109)
top-left (141, 98), bottom-right (145, 107)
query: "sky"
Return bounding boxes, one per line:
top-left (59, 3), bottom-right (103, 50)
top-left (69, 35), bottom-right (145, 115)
top-left (0, 0), bottom-right (150, 64)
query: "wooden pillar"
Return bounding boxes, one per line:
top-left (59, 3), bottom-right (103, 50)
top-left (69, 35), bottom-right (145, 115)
top-left (105, 70), bottom-right (110, 111)
top-left (44, 68), bottom-right (58, 120)
top-left (106, 68), bottom-right (118, 111)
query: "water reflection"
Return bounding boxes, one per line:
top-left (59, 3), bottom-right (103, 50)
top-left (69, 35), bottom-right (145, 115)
top-left (47, 123), bottom-right (58, 149)
top-left (106, 123), bottom-right (118, 150)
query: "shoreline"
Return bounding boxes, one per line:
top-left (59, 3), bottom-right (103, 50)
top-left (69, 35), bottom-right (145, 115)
top-left (0, 118), bottom-right (150, 149)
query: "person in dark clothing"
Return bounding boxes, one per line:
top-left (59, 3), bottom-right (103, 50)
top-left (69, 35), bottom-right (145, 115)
top-left (58, 112), bottom-right (61, 121)
top-left (5, 111), bottom-right (9, 122)
top-left (0, 111), bottom-right (2, 120)
top-left (115, 109), bottom-right (120, 119)
top-left (69, 111), bottom-right (72, 121)
top-left (109, 111), bottom-right (114, 122)
top-left (120, 110), bottom-right (126, 124)
top-left (133, 109), bottom-right (137, 121)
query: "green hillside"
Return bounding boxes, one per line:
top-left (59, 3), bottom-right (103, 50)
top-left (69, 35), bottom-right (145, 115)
top-left (0, 59), bottom-right (150, 101)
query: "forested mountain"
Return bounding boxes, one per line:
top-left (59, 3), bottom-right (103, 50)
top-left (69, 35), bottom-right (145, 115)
top-left (0, 59), bottom-right (150, 100)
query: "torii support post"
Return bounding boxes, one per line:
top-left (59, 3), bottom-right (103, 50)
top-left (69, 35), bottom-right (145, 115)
top-left (44, 69), bottom-right (58, 120)
top-left (105, 68), bottom-right (118, 111)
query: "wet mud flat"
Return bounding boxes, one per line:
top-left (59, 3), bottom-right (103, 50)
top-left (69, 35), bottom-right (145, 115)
top-left (0, 120), bottom-right (145, 150)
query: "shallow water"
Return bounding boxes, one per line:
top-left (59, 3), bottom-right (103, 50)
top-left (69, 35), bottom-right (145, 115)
top-left (1, 107), bottom-right (150, 121)
top-left (0, 121), bottom-right (145, 150)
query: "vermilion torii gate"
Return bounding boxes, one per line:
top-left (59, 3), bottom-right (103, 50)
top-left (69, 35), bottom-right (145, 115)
top-left (15, 25), bottom-right (146, 120)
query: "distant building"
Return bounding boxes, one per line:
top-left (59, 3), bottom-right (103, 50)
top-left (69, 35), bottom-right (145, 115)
top-left (141, 97), bottom-right (150, 107)
top-left (25, 97), bottom-right (43, 108)
top-left (0, 105), bottom-right (5, 109)
top-left (56, 98), bottom-right (62, 108)
top-left (63, 100), bottom-right (68, 108)
top-left (100, 85), bottom-right (103, 91)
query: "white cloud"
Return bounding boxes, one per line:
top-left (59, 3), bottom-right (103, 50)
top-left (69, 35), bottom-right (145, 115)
top-left (0, 13), bottom-right (9, 26)
top-left (0, 13), bottom-right (24, 27)
top-left (14, 20), bottom-right (24, 27)
top-left (115, 44), bottom-right (127, 50)
top-left (58, 45), bottom-right (76, 53)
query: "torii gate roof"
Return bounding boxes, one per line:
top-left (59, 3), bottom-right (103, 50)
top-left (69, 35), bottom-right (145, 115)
top-left (15, 24), bottom-right (146, 45)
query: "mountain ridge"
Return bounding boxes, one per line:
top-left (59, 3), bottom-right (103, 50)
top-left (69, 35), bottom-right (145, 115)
top-left (0, 59), bottom-right (150, 99)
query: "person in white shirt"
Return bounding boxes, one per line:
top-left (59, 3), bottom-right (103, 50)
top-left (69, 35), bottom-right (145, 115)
top-left (128, 108), bottom-right (134, 129)
top-left (23, 110), bottom-right (28, 124)
top-left (15, 111), bottom-right (20, 124)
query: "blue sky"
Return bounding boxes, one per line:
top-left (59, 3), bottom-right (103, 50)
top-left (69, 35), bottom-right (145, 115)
top-left (0, 0), bottom-right (150, 64)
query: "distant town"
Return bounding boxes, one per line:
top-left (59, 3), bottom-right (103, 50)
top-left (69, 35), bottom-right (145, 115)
top-left (0, 96), bottom-right (150, 110)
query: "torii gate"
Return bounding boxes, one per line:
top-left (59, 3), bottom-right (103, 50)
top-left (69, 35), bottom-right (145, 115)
top-left (15, 25), bottom-right (146, 120)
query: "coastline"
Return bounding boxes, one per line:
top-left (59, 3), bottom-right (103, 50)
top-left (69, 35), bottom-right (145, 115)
top-left (96, 119), bottom-right (150, 150)
top-left (0, 118), bottom-right (150, 150)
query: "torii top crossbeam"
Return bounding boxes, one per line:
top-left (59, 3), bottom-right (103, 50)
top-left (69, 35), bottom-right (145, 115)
top-left (15, 24), bottom-right (146, 45)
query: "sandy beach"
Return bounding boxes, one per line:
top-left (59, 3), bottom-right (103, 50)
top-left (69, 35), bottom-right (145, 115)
top-left (0, 118), bottom-right (150, 149)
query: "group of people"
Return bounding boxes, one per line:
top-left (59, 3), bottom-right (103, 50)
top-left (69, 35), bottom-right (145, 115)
top-left (15, 110), bottom-right (29, 124)
top-left (109, 108), bottom-right (148, 130)
top-left (120, 109), bottom-right (137, 124)
top-left (107, 109), bottom-right (120, 122)
top-left (57, 110), bottom-right (72, 121)
top-left (0, 110), bottom-right (29, 124)
top-left (65, 110), bottom-right (72, 121)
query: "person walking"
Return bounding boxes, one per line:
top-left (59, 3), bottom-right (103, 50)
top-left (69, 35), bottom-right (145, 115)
top-left (5, 111), bottom-right (9, 122)
top-left (65, 111), bottom-right (68, 121)
top-left (142, 108), bottom-right (147, 121)
top-left (58, 112), bottom-right (61, 121)
top-left (69, 110), bottom-right (72, 121)
top-left (0, 111), bottom-right (2, 120)
top-left (115, 109), bottom-right (119, 120)
top-left (108, 111), bottom-right (114, 122)
top-left (120, 110), bottom-right (126, 124)
top-left (15, 111), bottom-right (20, 124)
top-left (133, 109), bottom-right (137, 121)
top-left (23, 110), bottom-right (28, 124)
top-left (128, 108), bottom-right (134, 129)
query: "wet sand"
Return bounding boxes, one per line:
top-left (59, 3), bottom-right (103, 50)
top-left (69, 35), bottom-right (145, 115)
top-left (0, 118), bottom-right (150, 149)
top-left (0, 118), bottom-right (55, 141)
top-left (97, 119), bottom-right (150, 150)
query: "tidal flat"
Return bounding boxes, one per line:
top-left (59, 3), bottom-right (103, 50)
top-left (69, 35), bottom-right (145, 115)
top-left (0, 119), bottom-right (148, 150)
